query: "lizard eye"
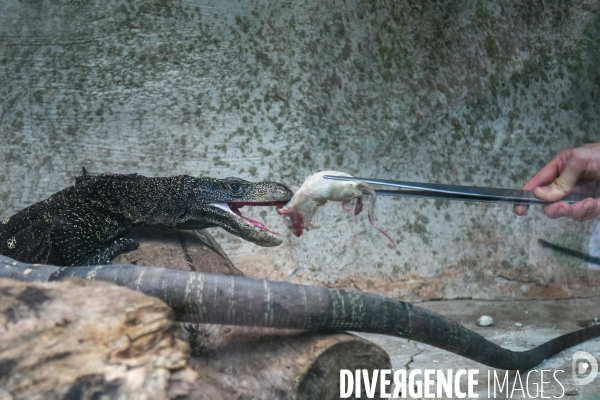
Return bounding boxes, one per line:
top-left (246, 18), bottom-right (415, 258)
top-left (227, 181), bottom-right (244, 194)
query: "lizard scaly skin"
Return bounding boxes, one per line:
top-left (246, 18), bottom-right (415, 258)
top-left (0, 169), bottom-right (292, 266)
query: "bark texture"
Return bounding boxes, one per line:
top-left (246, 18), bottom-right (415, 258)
top-left (0, 277), bottom-right (197, 400)
top-left (1, 229), bottom-right (392, 400)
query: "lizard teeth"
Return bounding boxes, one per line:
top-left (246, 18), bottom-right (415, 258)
top-left (211, 203), bottom-right (235, 213)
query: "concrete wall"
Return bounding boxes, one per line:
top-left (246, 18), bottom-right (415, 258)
top-left (1, 0), bottom-right (599, 300)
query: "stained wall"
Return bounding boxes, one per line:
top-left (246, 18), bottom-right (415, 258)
top-left (1, 0), bottom-right (599, 300)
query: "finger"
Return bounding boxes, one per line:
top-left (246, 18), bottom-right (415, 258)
top-left (542, 203), bottom-right (571, 219)
top-left (543, 199), bottom-right (600, 221)
top-left (522, 149), bottom-right (571, 191)
top-left (534, 159), bottom-right (585, 202)
top-left (570, 199), bottom-right (600, 222)
top-left (514, 204), bottom-right (529, 216)
top-left (514, 150), bottom-right (570, 217)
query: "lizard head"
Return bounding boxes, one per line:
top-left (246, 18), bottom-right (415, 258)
top-left (190, 177), bottom-right (293, 246)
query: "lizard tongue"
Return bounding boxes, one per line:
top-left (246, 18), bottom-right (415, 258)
top-left (215, 203), bottom-right (277, 235)
top-left (230, 206), bottom-right (270, 231)
top-left (239, 215), bottom-right (268, 230)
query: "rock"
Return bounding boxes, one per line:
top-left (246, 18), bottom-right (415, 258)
top-left (477, 315), bottom-right (494, 327)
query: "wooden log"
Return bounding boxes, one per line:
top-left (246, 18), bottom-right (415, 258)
top-left (0, 277), bottom-right (228, 400)
top-left (1, 229), bottom-right (391, 399)
top-left (114, 228), bottom-right (393, 399)
top-left (112, 227), bottom-right (243, 275)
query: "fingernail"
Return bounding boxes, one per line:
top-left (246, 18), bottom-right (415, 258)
top-left (537, 186), bottom-right (549, 194)
top-left (557, 207), bottom-right (567, 217)
top-left (584, 202), bottom-right (592, 213)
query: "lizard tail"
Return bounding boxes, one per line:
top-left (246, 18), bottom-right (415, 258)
top-left (2, 257), bottom-right (598, 371)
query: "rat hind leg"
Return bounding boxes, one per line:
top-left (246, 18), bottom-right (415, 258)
top-left (49, 207), bottom-right (138, 266)
top-left (308, 221), bottom-right (321, 229)
top-left (341, 201), bottom-right (351, 212)
top-left (353, 196), bottom-right (364, 215)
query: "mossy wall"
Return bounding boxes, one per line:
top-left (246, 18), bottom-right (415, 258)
top-left (1, 0), bottom-right (599, 300)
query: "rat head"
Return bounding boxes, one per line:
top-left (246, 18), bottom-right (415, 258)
top-left (277, 206), bottom-right (304, 237)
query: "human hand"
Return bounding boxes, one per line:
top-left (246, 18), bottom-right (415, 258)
top-left (514, 143), bottom-right (600, 221)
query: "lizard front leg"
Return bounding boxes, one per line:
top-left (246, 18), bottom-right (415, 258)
top-left (83, 236), bottom-right (139, 266)
top-left (49, 207), bottom-right (138, 266)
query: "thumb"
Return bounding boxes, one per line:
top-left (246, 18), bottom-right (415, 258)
top-left (534, 161), bottom-right (582, 202)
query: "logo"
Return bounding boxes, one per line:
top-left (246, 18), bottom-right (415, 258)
top-left (572, 351), bottom-right (598, 386)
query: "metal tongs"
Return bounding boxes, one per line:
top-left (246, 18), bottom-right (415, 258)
top-left (323, 175), bottom-right (590, 206)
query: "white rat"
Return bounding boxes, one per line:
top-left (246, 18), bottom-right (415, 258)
top-left (277, 171), bottom-right (396, 246)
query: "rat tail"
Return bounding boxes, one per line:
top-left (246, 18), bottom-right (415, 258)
top-left (358, 183), bottom-right (396, 247)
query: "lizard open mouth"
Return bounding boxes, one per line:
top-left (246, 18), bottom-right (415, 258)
top-left (212, 201), bottom-right (286, 238)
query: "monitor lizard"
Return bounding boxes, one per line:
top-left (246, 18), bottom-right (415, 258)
top-left (1, 171), bottom-right (598, 370)
top-left (0, 168), bottom-right (292, 266)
